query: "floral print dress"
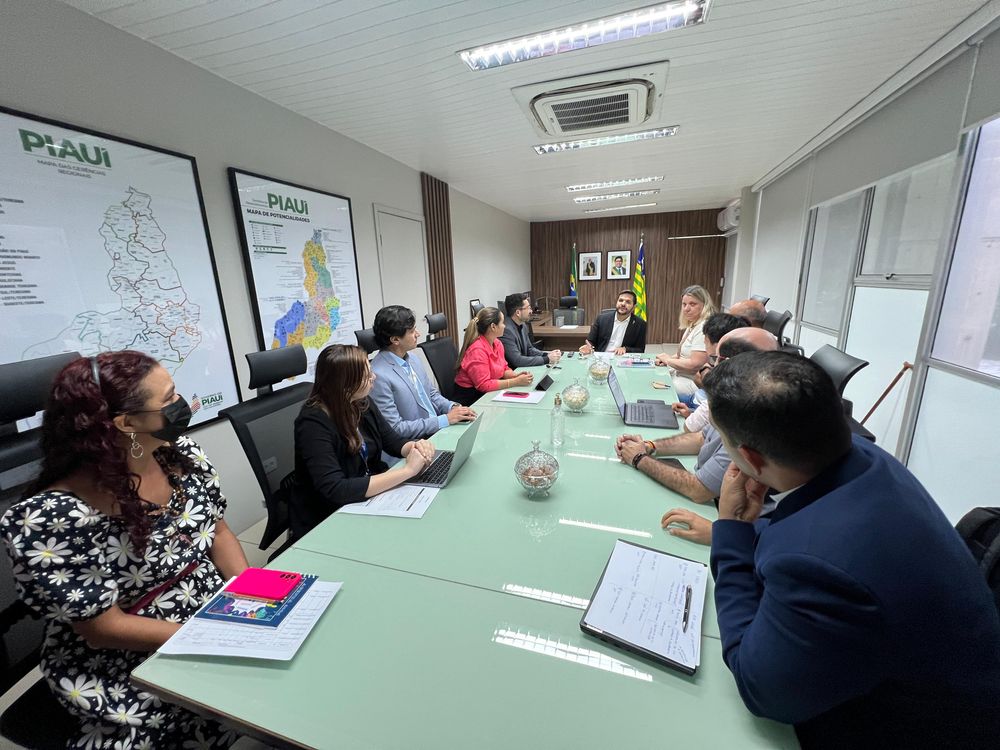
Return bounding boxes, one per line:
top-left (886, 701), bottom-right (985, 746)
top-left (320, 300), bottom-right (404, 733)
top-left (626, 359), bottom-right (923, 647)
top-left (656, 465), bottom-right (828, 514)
top-left (1, 437), bottom-right (238, 749)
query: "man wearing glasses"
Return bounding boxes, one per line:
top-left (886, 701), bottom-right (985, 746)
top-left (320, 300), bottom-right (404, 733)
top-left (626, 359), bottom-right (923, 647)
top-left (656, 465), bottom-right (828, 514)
top-left (500, 293), bottom-right (561, 368)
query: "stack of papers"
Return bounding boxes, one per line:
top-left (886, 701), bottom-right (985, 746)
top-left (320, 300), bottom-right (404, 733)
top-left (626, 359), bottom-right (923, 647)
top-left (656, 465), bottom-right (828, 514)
top-left (493, 390), bottom-right (546, 404)
top-left (159, 580), bottom-right (342, 660)
top-left (339, 485), bottom-right (438, 518)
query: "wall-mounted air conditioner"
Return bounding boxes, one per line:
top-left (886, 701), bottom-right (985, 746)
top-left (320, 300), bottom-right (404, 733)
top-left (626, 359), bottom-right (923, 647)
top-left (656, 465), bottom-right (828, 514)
top-left (717, 202), bottom-right (740, 233)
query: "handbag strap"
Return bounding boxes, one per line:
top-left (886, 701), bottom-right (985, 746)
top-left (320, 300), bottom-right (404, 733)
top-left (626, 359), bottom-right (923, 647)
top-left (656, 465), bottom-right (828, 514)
top-left (123, 560), bottom-right (200, 615)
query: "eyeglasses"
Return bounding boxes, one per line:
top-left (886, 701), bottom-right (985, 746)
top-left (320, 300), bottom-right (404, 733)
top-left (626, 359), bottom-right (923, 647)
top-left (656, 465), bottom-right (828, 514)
top-left (707, 355), bottom-right (719, 365)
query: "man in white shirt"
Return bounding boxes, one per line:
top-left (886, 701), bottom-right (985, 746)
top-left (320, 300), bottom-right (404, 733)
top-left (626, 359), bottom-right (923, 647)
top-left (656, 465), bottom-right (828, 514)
top-left (579, 290), bottom-right (647, 355)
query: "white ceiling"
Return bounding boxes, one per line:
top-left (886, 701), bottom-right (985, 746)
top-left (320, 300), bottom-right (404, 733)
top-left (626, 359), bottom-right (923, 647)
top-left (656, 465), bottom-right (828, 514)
top-left (63, 0), bottom-right (989, 221)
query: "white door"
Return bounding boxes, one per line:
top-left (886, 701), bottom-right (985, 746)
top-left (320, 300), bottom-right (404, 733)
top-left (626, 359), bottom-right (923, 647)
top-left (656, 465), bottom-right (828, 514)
top-left (374, 206), bottom-right (431, 331)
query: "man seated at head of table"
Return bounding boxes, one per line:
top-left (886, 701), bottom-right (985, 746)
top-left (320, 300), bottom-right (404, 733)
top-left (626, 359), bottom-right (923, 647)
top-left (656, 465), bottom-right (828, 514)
top-left (615, 327), bottom-right (778, 507)
top-left (453, 306), bottom-right (533, 406)
top-left (578, 289), bottom-right (647, 356)
top-left (704, 351), bottom-right (1000, 749)
top-left (499, 292), bottom-right (561, 368)
top-left (369, 304), bottom-right (476, 441)
top-left (291, 344), bottom-right (436, 540)
top-left (727, 297), bottom-right (767, 328)
top-left (671, 312), bottom-right (750, 432)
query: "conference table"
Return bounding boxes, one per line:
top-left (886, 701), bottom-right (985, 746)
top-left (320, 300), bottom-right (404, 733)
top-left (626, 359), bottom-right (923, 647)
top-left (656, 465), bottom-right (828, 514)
top-left (131, 356), bottom-right (798, 749)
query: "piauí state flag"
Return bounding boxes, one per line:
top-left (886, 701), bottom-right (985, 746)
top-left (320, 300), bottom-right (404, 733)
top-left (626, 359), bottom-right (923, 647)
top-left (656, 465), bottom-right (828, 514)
top-left (632, 238), bottom-right (647, 320)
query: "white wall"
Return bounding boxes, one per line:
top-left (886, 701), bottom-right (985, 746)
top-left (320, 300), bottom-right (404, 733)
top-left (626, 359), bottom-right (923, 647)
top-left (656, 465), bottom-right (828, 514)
top-left (450, 187), bottom-right (530, 325)
top-left (0, 1), bottom-right (494, 533)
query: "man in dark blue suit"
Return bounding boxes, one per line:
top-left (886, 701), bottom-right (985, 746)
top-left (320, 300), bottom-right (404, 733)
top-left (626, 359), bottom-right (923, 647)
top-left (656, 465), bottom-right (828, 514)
top-left (704, 352), bottom-right (1000, 749)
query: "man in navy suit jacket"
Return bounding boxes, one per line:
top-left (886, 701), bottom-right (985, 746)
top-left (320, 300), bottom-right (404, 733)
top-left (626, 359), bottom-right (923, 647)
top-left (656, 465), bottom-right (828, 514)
top-left (369, 305), bottom-right (476, 440)
top-left (704, 352), bottom-right (1000, 749)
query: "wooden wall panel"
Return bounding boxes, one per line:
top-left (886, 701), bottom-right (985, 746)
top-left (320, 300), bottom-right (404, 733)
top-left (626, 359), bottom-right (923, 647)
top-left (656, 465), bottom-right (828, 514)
top-left (530, 210), bottom-right (726, 344)
top-left (420, 173), bottom-right (459, 343)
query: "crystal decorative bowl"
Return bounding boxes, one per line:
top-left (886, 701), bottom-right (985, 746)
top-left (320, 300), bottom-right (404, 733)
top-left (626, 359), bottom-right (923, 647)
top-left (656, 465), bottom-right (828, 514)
top-left (588, 357), bottom-right (611, 384)
top-left (514, 441), bottom-right (560, 497)
top-left (561, 378), bottom-right (590, 412)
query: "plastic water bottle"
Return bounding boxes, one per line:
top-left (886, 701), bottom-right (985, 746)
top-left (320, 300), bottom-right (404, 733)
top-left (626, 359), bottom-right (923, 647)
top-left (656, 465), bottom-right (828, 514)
top-left (551, 394), bottom-right (565, 448)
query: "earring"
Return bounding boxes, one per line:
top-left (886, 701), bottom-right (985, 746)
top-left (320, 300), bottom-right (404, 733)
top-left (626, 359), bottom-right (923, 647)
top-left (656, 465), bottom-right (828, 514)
top-left (129, 432), bottom-right (144, 459)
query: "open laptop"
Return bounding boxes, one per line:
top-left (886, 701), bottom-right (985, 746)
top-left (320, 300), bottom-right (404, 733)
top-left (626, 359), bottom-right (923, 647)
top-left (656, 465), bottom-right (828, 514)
top-left (405, 416), bottom-right (482, 488)
top-left (607, 367), bottom-right (678, 429)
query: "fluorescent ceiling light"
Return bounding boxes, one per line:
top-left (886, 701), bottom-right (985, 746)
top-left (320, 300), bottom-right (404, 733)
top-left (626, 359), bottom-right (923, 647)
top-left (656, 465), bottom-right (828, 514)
top-left (458, 1), bottom-right (709, 71)
top-left (534, 127), bottom-right (678, 155)
top-left (584, 203), bottom-right (658, 214)
top-left (566, 176), bottom-right (664, 192)
top-left (574, 189), bottom-right (660, 204)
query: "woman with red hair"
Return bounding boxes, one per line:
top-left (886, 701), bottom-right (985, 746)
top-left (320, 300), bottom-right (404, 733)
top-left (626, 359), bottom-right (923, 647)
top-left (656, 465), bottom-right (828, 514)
top-left (1, 351), bottom-right (247, 748)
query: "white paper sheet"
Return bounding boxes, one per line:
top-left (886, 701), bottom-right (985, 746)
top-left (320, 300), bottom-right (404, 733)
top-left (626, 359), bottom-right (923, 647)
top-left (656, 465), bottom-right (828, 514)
top-left (559, 324), bottom-right (580, 329)
top-left (338, 485), bottom-right (439, 518)
top-left (159, 581), bottom-right (342, 660)
top-left (583, 540), bottom-right (707, 670)
top-left (492, 390), bottom-right (546, 404)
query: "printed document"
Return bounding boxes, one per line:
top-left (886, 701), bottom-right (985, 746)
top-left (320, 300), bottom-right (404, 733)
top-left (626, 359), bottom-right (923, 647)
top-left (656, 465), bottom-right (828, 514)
top-left (338, 485), bottom-right (438, 518)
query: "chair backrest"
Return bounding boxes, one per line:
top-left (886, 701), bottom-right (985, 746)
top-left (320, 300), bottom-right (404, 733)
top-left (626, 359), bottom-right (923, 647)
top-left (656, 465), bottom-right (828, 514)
top-left (810, 344), bottom-right (869, 396)
top-left (956, 507), bottom-right (1000, 614)
top-left (470, 299), bottom-right (484, 318)
top-left (601, 308), bottom-right (616, 315)
top-left (553, 307), bottom-right (586, 326)
top-left (750, 293), bottom-right (771, 305)
top-left (418, 313), bottom-right (458, 400)
top-left (354, 328), bottom-right (378, 355)
top-left (221, 345), bottom-right (311, 550)
top-left (560, 295), bottom-right (579, 309)
top-left (0, 352), bottom-right (80, 695)
top-left (762, 309), bottom-right (792, 340)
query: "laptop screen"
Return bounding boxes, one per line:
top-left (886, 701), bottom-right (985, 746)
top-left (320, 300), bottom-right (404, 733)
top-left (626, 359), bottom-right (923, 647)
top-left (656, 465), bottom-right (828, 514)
top-left (607, 368), bottom-right (626, 418)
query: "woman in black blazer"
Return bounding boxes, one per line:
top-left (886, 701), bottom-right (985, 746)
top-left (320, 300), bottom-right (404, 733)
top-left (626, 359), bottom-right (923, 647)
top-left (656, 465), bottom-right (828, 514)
top-left (290, 344), bottom-right (435, 540)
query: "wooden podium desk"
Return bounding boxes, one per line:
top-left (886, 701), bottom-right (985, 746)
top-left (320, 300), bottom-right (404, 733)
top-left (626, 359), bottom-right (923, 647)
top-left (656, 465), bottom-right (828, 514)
top-left (530, 311), bottom-right (590, 350)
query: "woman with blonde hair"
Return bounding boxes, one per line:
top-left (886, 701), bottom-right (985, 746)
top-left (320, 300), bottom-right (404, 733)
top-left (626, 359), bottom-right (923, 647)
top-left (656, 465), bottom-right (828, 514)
top-left (453, 307), bottom-right (532, 406)
top-left (656, 284), bottom-right (716, 401)
top-left (291, 344), bottom-right (435, 539)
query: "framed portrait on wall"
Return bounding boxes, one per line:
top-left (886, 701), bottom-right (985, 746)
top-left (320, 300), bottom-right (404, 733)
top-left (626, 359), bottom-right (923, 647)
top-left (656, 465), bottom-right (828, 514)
top-left (607, 251), bottom-right (631, 279)
top-left (579, 252), bottom-right (601, 280)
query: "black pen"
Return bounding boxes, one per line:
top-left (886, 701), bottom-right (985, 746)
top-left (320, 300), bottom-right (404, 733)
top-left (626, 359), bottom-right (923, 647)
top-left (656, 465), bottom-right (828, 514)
top-left (682, 585), bottom-right (692, 633)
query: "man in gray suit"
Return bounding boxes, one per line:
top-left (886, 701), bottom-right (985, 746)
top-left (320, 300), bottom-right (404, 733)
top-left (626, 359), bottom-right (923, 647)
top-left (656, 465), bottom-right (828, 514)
top-left (370, 305), bottom-right (477, 440)
top-left (500, 293), bottom-right (562, 368)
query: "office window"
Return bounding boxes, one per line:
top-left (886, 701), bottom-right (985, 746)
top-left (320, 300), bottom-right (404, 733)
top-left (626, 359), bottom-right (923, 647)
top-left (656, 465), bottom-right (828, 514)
top-left (862, 153), bottom-right (958, 278)
top-left (931, 118), bottom-right (1000, 379)
top-left (801, 191), bottom-right (867, 331)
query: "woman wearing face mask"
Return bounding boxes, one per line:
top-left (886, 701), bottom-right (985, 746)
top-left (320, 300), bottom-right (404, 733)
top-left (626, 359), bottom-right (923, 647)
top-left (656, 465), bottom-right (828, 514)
top-left (0, 351), bottom-right (247, 749)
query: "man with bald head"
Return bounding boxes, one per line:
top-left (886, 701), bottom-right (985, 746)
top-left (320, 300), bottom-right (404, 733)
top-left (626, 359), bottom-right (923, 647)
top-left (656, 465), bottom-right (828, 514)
top-left (616, 327), bottom-right (778, 506)
top-left (728, 298), bottom-right (767, 327)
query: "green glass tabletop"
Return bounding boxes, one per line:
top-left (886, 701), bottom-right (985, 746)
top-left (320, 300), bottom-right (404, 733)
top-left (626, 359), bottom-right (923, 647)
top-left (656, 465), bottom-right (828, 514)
top-left (133, 550), bottom-right (795, 750)
top-left (293, 404), bottom-right (723, 636)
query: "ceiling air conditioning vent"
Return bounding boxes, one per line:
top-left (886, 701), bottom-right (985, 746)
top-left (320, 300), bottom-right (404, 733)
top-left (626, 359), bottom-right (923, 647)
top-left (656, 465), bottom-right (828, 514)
top-left (513, 62), bottom-right (669, 138)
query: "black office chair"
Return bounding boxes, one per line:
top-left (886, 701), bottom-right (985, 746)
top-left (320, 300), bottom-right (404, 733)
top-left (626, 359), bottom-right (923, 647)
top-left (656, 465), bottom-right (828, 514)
top-left (220, 345), bottom-right (311, 561)
top-left (417, 313), bottom-right (458, 401)
top-left (810, 345), bottom-right (869, 396)
top-left (0, 353), bottom-right (82, 749)
top-left (762, 309), bottom-right (792, 341)
top-left (750, 293), bottom-right (771, 305)
top-left (560, 296), bottom-right (578, 309)
top-left (354, 328), bottom-right (378, 355)
top-left (600, 308), bottom-right (616, 315)
top-left (470, 299), bottom-right (484, 318)
top-left (809, 345), bottom-right (873, 442)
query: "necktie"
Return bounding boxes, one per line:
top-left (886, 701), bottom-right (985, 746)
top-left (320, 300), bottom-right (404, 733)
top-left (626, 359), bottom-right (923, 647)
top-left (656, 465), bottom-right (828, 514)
top-left (404, 360), bottom-right (436, 417)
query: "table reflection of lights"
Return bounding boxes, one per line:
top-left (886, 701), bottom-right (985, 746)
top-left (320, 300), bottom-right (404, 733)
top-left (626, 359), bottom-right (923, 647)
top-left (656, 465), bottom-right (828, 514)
top-left (502, 583), bottom-right (589, 610)
top-left (492, 627), bottom-right (653, 682)
top-left (564, 451), bottom-right (613, 462)
top-left (558, 518), bottom-right (652, 538)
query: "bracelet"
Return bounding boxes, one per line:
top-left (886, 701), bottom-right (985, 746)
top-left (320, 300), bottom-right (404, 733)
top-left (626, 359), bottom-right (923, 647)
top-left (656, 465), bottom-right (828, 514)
top-left (631, 453), bottom-right (647, 470)
top-left (644, 440), bottom-right (656, 456)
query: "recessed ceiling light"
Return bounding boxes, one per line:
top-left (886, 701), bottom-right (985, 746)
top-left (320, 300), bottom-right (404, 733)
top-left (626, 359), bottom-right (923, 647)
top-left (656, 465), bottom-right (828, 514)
top-left (583, 203), bottom-right (658, 214)
top-left (566, 176), bottom-right (664, 192)
top-left (458, 1), bottom-right (710, 71)
top-left (534, 127), bottom-right (678, 155)
top-left (574, 189), bottom-right (660, 204)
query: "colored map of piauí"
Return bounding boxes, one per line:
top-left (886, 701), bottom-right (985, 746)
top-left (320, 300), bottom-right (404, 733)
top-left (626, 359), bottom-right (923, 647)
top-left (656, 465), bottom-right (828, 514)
top-left (271, 229), bottom-right (342, 350)
top-left (24, 188), bottom-right (201, 369)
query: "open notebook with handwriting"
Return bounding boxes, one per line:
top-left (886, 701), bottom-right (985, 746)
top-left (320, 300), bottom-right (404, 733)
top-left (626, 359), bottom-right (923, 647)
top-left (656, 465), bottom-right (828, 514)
top-left (580, 539), bottom-right (708, 675)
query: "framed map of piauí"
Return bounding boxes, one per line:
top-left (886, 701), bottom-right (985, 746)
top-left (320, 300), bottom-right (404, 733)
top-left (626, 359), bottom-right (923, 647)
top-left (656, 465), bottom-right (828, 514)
top-left (228, 168), bottom-right (363, 387)
top-left (0, 107), bottom-right (240, 427)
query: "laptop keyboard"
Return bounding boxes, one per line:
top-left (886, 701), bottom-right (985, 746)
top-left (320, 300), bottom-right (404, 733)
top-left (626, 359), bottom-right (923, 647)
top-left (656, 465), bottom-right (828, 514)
top-left (630, 404), bottom-right (655, 423)
top-left (412, 451), bottom-right (454, 485)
